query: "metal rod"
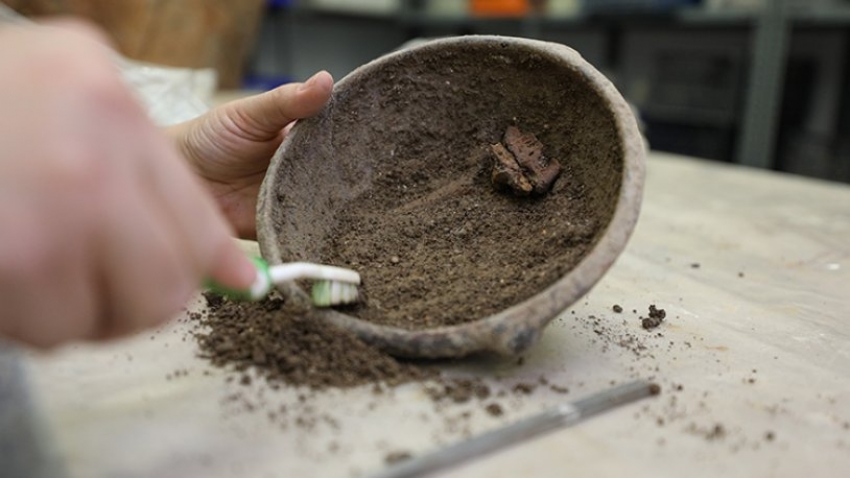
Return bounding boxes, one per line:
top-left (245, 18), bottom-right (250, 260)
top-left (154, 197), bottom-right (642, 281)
top-left (369, 380), bottom-right (659, 478)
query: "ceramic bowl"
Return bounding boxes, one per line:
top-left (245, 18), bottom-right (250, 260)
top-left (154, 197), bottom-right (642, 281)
top-left (256, 35), bottom-right (645, 358)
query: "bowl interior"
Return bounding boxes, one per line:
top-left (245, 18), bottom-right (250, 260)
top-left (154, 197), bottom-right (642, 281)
top-left (259, 37), bottom-right (627, 333)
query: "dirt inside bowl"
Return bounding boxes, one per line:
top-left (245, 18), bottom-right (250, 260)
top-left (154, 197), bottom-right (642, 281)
top-left (265, 40), bottom-right (623, 331)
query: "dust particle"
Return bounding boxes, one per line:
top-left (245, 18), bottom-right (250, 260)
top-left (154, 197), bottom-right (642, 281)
top-left (550, 384), bottom-right (569, 394)
top-left (384, 451), bottom-right (413, 465)
top-left (428, 378), bottom-right (491, 404)
top-left (513, 383), bottom-right (536, 395)
top-left (707, 424), bottom-right (726, 440)
top-left (485, 403), bottom-right (504, 417)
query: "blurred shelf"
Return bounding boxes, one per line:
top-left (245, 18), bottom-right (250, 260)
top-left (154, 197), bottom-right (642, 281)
top-left (642, 105), bottom-right (739, 127)
top-left (675, 7), bottom-right (758, 26)
top-left (398, 12), bottom-right (548, 29)
top-left (790, 6), bottom-right (850, 27)
top-left (398, 8), bottom-right (758, 29)
top-left (287, 3), bottom-right (850, 29)
top-left (258, 0), bottom-right (850, 173)
top-left (289, 3), bottom-right (399, 20)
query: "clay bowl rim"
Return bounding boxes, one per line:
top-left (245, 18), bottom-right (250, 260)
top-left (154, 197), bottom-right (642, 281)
top-left (256, 35), bottom-right (645, 357)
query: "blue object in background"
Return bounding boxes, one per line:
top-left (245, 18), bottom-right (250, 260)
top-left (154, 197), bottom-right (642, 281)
top-left (267, 0), bottom-right (295, 8)
top-left (582, 0), bottom-right (701, 13)
top-left (242, 75), bottom-right (295, 92)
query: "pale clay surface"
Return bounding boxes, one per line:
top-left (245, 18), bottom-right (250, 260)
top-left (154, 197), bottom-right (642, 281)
top-left (17, 152), bottom-right (850, 478)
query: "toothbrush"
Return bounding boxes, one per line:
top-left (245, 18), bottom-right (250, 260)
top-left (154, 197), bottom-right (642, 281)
top-left (206, 257), bottom-right (360, 307)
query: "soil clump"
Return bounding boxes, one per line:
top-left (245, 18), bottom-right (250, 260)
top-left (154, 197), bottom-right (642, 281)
top-left (641, 305), bottom-right (666, 330)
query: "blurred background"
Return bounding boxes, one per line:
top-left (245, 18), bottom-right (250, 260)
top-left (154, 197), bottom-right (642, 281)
top-left (4, 0), bottom-right (850, 183)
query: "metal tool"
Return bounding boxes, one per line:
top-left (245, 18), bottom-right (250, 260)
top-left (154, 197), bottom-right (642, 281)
top-left (369, 380), bottom-right (660, 478)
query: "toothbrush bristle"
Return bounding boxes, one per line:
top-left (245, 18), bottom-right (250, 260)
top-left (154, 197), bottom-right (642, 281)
top-left (311, 280), bottom-right (359, 307)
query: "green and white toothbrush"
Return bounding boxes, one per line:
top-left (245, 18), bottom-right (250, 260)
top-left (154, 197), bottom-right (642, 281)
top-left (206, 257), bottom-right (360, 307)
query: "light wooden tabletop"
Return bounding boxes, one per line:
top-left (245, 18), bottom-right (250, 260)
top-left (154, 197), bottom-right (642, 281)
top-left (10, 150), bottom-right (850, 478)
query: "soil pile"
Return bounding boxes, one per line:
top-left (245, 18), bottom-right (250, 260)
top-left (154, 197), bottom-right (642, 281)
top-left (191, 293), bottom-right (431, 389)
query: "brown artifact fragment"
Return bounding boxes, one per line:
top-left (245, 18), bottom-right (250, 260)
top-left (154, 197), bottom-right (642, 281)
top-left (490, 142), bottom-right (533, 195)
top-left (503, 125), bottom-right (562, 194)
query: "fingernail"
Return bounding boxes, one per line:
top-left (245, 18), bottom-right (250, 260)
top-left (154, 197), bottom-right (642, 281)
top-left (233, 253), bottom-right (259, 289)
top-left (214, 244), bottom-right (258, 290)
top-left (298, 73), bottom-right (318, 93)
top-left (297, 72), bottom-right (321, 93)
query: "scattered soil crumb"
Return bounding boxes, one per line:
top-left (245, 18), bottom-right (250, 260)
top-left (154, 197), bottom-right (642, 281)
top-left (649, 383), bottom-right (662, 396)
top-left (384, 451), bottom-right (413, 465)
top-left (707, 424), bottom-right (726, 440)
top-left (612, 304), bottom-right (623, 313)
top-left (427, 378), bottom-right (491, 404)
top-left (165, 369), bottom-right (189, 381)
top-left (765, 431), bottom-right (775, 442)
top-left (641, 305), bottom-right (666, 330)
top-left (687, 422), bottom-right (726, 441)
top-left (641, 317), bottom-right (661, 330)
top-left (738, 272), bottom-right (745, 278)
top-left (485, 403), bottom-right (504, 417)
top-left (550, 384), bottom-right (569, 394)
top-left (513, 383), bottom-right (536, 395)
top-left (649, 305), bottom-right (666, 320)
top-left (690, 263), bottom-right (701, 269)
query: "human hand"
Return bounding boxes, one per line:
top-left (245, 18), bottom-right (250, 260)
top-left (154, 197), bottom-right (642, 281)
top-left (0, 22), bottom-right (256, 348)
top-left (167, 71), bottom-right (333, 239)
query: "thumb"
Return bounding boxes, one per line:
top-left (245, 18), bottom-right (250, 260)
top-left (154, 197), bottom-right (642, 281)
top-left (222, 70), bottom-right (334, 140)
top-left (206, 238), bottom-right (258, 292)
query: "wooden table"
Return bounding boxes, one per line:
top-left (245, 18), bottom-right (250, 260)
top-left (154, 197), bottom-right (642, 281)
top-left (5, 151), bottom-right (850, 478)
